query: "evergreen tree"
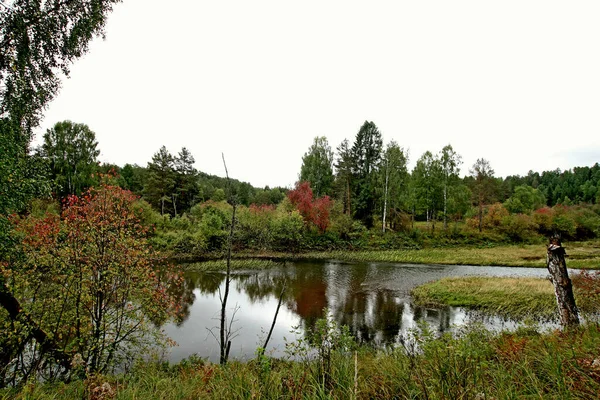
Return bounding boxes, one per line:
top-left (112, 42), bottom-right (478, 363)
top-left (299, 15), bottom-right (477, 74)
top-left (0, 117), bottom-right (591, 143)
top-left (334, 138), bottom-right (354, 215)
top-left (174, 147), bottom-right (199, 213)
top-left (351, 121), bottom-right (383, 228)
top-left (144, 146), bottom-right (176, 216)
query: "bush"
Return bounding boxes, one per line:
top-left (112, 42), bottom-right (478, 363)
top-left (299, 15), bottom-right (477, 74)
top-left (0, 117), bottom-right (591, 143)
top-left (499, 214), bottom-right (540, 242)
top-left (272, 211), bottom-right (304, 252)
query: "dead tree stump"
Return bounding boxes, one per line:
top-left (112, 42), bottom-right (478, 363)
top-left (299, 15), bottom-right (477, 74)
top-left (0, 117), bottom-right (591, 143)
top-left (546, 236), bottom-right (579, 327)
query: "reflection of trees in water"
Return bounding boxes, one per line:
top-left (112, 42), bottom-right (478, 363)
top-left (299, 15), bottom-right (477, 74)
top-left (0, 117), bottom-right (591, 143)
top-left (174, 272), bottom-right (225, 326)
top-left (290, 271), bottom-right (327, 331)
top-left (329, 265), bottom-right (405, 346)
top-left (177, 263), bottom-right (457, 345)
top-left (234, 266), bottom-right (329, 333)
top-left (235, 270), bottom-right (289, 303)
top-left (409, 304), bottom-right (453, 333)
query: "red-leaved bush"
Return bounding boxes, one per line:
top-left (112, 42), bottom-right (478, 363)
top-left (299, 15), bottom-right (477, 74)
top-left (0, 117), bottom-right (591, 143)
top-left (287, 181), bottom-right (333, 233)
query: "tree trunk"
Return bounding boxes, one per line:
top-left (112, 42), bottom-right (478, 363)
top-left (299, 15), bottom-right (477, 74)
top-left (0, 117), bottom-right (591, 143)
top-left (478, 196), bottom-right (483, 233)
top-left (0, 281), bottom-right (72, 372)
top-left (546, 236), bottom-right (579, 327)
top-left (443, 178), bottom-right (448, 231)
top-left (382, 159), bottom-right (389, 233)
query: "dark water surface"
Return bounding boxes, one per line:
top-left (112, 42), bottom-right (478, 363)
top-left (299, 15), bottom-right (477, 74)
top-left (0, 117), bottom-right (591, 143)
top-left (164, 261), bottom-right (553, 363)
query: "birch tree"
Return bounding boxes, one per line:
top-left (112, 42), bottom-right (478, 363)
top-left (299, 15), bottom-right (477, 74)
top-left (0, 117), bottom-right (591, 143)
top-left (439, 145), bottom-right (462, 230)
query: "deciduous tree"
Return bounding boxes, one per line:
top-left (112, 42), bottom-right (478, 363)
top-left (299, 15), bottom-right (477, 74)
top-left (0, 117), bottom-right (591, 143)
top-left (300, 136), bottom-right (334, 197)
top-left (0, 1), bottom-right (122, 383)
top-left (380, 141), bottom-right (409, 232)
top-left (288, 181), bottom-right (333, 233)
top-left (439, 145), bottom-right (462, 230)
top-left (470, 158), bottom-right (496, 232)
top-left (412, 151), bottom-right (443, 232)
top-left (40, 120), bottom-right (100, 198)
top-left (5, 185), bottom-right (181, 381)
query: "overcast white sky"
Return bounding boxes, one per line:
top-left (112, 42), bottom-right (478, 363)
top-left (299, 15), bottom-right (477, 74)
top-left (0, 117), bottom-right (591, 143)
top-left (34, 0), bottom-right (600, 189)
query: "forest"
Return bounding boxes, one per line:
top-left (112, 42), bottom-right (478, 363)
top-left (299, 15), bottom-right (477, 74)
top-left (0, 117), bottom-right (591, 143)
top-left (29, 118), bottom-right (600, 259)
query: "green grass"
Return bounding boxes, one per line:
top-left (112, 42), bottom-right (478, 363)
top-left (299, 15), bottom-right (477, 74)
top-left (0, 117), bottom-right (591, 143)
top-left (246, 240), bottom-right (600, 269)
top-left (5, 324), bottom-right (600, 399)
top-left (412, 275), bottom-right (600, 321)
top-left (412, 276), bottom-right (558, 320)
top-left (183, 259), bottom-right (284, 271)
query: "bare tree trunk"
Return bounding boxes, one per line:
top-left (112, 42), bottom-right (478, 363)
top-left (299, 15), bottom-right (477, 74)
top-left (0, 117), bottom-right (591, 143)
top-left (262, 283), bottom-right (286, 352)
top-left (220, 154), bottom-right (236, 365)
top-left (546, 236), bottom-right (579, 327)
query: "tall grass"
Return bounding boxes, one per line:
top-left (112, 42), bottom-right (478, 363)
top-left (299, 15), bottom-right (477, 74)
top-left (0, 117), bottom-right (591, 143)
top-left (183, 259), bottom-right (283, 271)
top-left (5, 324), bottom-right (600, 399)
top-left (412, 274), bottom-right (600, 321)
top-left (263, 240), bottom-right (600, 269)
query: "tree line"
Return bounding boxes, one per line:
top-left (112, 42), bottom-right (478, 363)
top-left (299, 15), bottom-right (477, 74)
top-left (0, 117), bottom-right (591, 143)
top-left (36, 120), bottom-right (600, 235)
top-left (33, 119), bottom-right (600, 250)
top-left (300, 120), bottom-right (600, 232)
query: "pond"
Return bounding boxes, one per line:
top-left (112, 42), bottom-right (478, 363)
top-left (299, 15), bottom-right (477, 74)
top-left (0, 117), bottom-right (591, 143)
top-left (163, 260), bottom-right (555, 363)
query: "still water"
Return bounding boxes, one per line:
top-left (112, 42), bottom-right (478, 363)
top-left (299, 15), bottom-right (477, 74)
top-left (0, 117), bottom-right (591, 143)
top-left (164, 261), bottom-right (553, 363)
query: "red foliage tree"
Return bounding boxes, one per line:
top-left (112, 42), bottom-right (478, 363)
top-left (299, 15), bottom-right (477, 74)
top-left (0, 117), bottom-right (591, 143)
top-left (8, 185), bottom-right (183, 376)
top-left (287, 181), bottom-right (333, 233)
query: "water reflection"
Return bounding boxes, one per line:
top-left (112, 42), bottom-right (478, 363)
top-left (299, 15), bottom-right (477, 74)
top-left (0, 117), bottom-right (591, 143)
top-left (163, 261), bottom-right (553, 363)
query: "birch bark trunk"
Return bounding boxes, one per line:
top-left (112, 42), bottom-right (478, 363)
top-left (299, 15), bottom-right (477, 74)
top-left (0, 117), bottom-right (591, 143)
top-left (546, 236), bottom-right (579, 327)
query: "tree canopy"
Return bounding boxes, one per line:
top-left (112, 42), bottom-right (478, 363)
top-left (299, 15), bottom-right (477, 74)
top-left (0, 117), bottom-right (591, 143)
top-left (299, 136), bottom-right (334, 197)
top-left (40, 120), bottom-right (100, 198)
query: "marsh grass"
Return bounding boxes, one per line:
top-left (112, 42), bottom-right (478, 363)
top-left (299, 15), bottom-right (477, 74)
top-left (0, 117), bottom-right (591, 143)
top-left (412, 275), bottom-right (600, 321)
top-left (256, 240), bottom-right (600, 269)
top-left (412, 277), bottom-right (558, 320)
top-left (5, 324), bottom-right (600, 399)
top-left (183, 259), bottom-right (283, 271)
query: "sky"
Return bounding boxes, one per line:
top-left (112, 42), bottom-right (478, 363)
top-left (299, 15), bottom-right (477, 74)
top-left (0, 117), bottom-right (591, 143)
top-left (34, 0), bottom-right (600, 189)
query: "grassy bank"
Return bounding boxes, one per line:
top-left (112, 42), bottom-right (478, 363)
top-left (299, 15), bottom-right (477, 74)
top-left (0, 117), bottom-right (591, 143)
top-left (5, 323), bottom-right (600, 399)
top-left (412, 274), bottom-right (600, 321)
top-left (237, 240), bottom-right (600, 269)
top-left (183, 259), bottom-right (284, 271)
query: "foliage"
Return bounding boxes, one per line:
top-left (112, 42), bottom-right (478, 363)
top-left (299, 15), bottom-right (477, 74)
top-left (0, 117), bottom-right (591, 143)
top-left (287, 181), bottom-right (333, 233)
top-left (173, 147), bottom-right (199, 213)
top-left (3, 185), bottom-right (182, 382)
top-left (0, 0), bottom-right (122, 131)
top-left (504, 185), bottom-right (546, 214)
top-left (411, 151), bottom-right (443, 230)
top-left (39, 120), bottom-right (100, 198)
top-left (470, 158), bottom-right (497, 232)
top-left (351, 121), bottom-right (383, 228)
top-left (143, 146), bottom-right (177, 216)
top-left (439, 144), bottom-right (462, 228)
top-left (333, 138), bottom-right (354, 215)
top-left (380, 140), bottom-right (409, 231)
top-left (285, 310), bottom-right (356, 390)
top-left (299, 136), bottom-right (334, 197)
top-left (5, 323), bottom-right (600, 399)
